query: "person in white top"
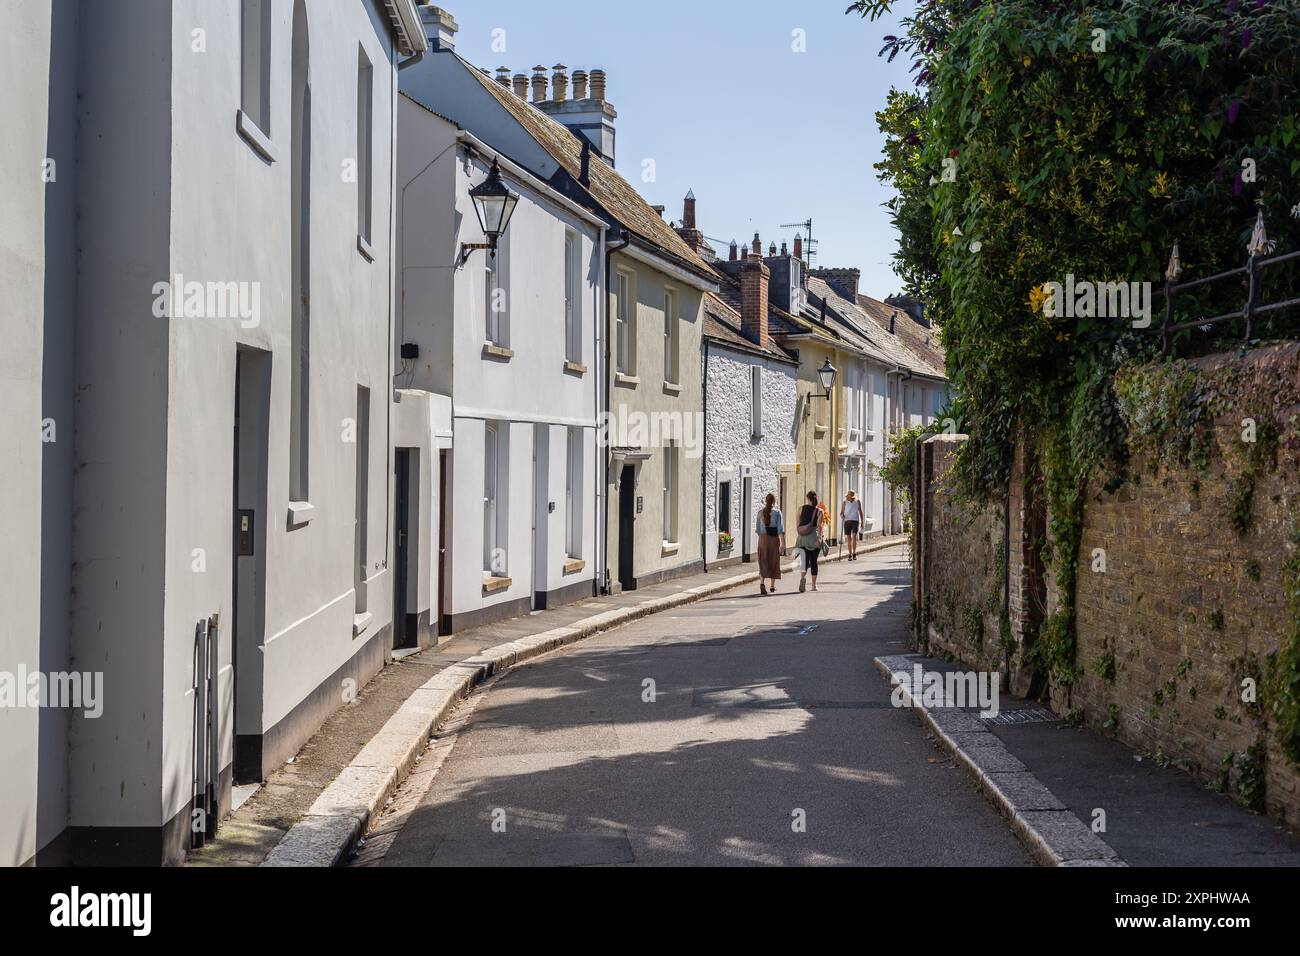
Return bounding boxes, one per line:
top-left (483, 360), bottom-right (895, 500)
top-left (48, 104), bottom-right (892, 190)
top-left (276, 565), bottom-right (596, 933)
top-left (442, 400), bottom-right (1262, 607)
top-left (840, 490), bottom-right (865, 561)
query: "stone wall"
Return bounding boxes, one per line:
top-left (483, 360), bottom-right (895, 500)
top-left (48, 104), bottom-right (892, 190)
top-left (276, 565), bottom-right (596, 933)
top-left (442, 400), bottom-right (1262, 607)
top-left (915, 344), bottom-right (1300, 828)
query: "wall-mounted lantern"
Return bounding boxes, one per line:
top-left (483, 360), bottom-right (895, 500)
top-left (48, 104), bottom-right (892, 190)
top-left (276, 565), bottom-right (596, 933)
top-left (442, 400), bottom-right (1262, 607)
top-left (459, 159), bottom-right (519, 266)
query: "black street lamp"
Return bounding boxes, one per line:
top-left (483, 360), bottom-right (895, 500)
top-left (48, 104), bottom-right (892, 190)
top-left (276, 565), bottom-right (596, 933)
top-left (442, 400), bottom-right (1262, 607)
top-left (459, 159), bottom-right (519, 266)
top-left (816, 358), bottom-right (837, 398)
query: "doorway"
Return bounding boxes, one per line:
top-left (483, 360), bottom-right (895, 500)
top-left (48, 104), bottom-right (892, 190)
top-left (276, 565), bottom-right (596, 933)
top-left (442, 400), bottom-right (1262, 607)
top-left (437, 449), bottom-right (450, 636)
top-left (232, 347), bottom-right (270, 785)
top-left (741, 475), bottom-right (753, 560)
top-left (393, 448), bottom-right (417, 650)
top-left (618, 465), bottom-right (636, 590)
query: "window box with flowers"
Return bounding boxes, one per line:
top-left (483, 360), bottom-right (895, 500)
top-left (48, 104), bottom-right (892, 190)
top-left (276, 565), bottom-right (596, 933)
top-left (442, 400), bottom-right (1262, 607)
top-left (717, 531), bottom-right (734, 554)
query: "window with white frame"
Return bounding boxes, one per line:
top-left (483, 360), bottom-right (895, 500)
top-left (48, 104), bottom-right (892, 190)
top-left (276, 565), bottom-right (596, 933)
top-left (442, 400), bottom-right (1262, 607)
top-left (866, 372), bottom-right (875, 433)
top-left (485, 244), bottom-right (508, 347)
top-left (564, 230), bottom-right (580, 364)
top-left (750, 365), bottom-right (763, 439)
top-left (240, 0), bottom-right (271, 136)
top-left (717, 480), bottom-right (732, 534)
top-left (566, 427), bottom-right (583, 558)
top-left (356, 47), bottom-right (373, 247)
top-left (483, 422), bottom-right (507, 575)
top-left (663, 288), bottom-right (678, 384)
top-left (662, 442), bottom-right (678, 544)
top-left (616, 270), bottom-right (634, 374)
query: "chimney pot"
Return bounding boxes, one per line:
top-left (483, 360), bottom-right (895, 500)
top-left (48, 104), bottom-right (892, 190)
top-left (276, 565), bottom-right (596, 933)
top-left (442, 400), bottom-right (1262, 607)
top-left (572, 70), bottom-right (589, 100)
top-left (740, 256), bottom-right (771, 349)
top-left (769, 243), bottom-right (777, 257)
top-left (752, 233), bottom-right (761, 257)
top-left (683, 189), bottom-right (696, 231)
top-left (781, 242), bottom-right (788, 256)
top-left (551, 64), bottom-right (569, 102)
top-left (531, 65), bottom-right (548, 103)
top-left (729, 240), bottom-right (738, 262)
top-left (495, 67), bottom-right (511, 88)
top-left (589, 69), bottom-right (607, 102)
top-left (793, 234), bottom-right (803, 261)
top-left (512, 73), bottom-right (528, 99)
top-left (420, 4), bottom-right (459, 51)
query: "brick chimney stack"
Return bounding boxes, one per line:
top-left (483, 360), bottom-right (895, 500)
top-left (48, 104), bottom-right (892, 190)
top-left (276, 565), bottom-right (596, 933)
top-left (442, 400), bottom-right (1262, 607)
top-left (741, 253), bottom-right (771, 349)
top-left (531, 65), bottom-right (548, 102)
top-left (572, 70), bottom-right (588, 100)
top-left (674, 189), bottom-right (706, 253)
top-left (512, 73), bottom-right (528, 99)
top-left (551, 64), bottom-right (568, 102)
top-left (811, 267), bottom-right (861, 301)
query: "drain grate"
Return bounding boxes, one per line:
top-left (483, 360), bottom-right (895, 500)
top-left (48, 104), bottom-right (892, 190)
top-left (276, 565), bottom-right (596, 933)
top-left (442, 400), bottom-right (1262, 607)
top-left (981, 706), bottom-right (1059, 726)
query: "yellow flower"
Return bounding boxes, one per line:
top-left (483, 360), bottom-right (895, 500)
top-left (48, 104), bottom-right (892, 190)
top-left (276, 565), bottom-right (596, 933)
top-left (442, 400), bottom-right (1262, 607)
top-left (1028, 283), bottom-right (1050, 314)
top-left (1149, 171), bottom-right (1171, 198)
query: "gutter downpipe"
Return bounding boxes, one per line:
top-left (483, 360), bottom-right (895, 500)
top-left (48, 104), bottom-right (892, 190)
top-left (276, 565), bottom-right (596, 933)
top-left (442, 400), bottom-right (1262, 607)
top-left (601, 226), bottom-right (631, 593)
top-left (701, 339), bottom-right (710, 574)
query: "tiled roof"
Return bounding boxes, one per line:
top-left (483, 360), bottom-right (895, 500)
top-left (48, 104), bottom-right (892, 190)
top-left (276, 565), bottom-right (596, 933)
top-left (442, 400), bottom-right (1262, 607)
top-left (461, 61), bottom-right (717, 283)
top-left (805, 276), bottom-right (945, 379)
top-left (702, 289), bottom-right (797, 363)
top-left (856, 293), bottom-right (947, 377)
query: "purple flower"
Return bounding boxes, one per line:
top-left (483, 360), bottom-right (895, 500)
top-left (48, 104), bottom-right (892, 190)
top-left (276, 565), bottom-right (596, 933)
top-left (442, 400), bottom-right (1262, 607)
top-left (1242, 28), bottom-right (1252, 49)
top-left (1256, 0), bottom-right (1265, 10)
top-left (1227, 0), bottom-right (1239, 11)
top-left (1233, 173), bottom-right (1244, 196)
top-left (1227, 99), bottom-right (1241, 123)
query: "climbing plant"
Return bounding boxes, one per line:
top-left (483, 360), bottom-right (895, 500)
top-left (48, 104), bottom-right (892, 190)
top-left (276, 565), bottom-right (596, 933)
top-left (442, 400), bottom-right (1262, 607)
top-left (853, 0), bottom-right (1300, 687)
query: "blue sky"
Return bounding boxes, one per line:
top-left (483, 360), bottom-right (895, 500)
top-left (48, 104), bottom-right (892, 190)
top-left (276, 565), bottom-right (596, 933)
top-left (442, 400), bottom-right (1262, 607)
top-left (448, 0), bottom-right (914, 299)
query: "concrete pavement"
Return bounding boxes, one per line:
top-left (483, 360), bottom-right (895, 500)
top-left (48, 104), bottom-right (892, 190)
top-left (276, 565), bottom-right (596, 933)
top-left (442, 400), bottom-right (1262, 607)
top-left (361, 547), bottom-right (1032, 866)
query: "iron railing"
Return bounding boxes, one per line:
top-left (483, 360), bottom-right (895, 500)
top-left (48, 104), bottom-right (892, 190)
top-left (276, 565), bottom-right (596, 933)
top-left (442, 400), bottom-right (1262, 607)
top-left (1156, 211), bottom-right (1300, 355)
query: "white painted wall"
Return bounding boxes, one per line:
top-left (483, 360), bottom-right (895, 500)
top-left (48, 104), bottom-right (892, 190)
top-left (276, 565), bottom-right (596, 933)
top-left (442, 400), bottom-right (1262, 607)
top-left (62, 0), bottom-right (404, 857)
top-left (0, 0), bottom-right (56, 867)
top-left (703, 344), bottom-right (798, 565)
top-left (397, 99), bottom-right (601, 624)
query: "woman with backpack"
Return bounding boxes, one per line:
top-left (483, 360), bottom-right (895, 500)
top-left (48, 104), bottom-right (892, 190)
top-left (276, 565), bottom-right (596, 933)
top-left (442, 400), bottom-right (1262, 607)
top-left (795, 491), bottom-right (824, 593)
top-left (755, 492), bottom-right (784, 596)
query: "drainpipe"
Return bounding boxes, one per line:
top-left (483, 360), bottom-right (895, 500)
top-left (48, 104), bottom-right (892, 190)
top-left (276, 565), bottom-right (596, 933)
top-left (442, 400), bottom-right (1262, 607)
top-left (591, 220), bottom-right (608, 597)
top-left (601, 225), bottom-right (631, 593)
top-left (701, 339), bottom-right (710, 573)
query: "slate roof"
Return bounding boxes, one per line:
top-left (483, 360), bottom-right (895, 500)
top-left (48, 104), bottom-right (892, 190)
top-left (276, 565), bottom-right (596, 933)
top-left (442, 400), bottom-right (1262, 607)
top-left (702, 281), bottom-right (797, 364)
top-left (805, 276), bottom-right (945, 379)
top-left (857, 293), bottom-right (947, 377)
top-left (460, 61), bottom-right (718, 284)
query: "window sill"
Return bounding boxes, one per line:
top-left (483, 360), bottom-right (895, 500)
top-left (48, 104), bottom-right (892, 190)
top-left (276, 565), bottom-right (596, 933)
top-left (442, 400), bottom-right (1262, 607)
top-left (357, 234), bottom-right (374, 262)
top-left (864, 430), bottom-right (877, 441)
top-left (563, 360), bottom-right (587, 377)
top-left (482, 575), bottom-right (512, 595)
top-left (662, 381), bottom-right (682, 396)
top-left (482, 343), bottom-right (514, 361)
top-left (236, 109), bottom-right (277, 163)
top-left (563, 558), bottom-right (586, 576)
top-left (614, 372), bottom-right (639, 388)
top-left (352, 612), bottom-right (373, 638)
top-left (661, 542), bottom-right (679, 557)
top-left (287, 500), bottom-right (315, 528)
top-left (814, 424), bottom-right (828, 436)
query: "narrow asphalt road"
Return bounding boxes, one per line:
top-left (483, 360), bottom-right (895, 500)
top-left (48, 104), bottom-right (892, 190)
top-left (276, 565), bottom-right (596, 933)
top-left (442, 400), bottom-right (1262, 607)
top-left (366, 546), bottom-right (1031, 866)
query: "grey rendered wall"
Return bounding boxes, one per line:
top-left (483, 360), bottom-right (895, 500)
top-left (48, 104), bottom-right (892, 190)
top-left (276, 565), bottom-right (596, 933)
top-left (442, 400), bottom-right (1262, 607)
top-left (67, 0), bottom-right (174, 837)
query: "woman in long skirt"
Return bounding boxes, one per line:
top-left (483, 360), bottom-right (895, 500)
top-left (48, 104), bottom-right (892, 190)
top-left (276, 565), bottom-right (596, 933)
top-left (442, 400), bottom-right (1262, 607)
top-left (755, 492), bottom-right (784, 595)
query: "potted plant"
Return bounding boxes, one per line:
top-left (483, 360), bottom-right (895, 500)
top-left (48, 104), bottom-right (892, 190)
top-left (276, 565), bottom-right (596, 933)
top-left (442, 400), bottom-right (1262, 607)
top-left (717, 531), bottom-right (734, 553)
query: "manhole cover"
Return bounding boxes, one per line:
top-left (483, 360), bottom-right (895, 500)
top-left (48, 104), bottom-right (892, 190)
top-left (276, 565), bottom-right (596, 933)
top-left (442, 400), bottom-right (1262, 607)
top-left (981, 706), bottom-right (1059, 726)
